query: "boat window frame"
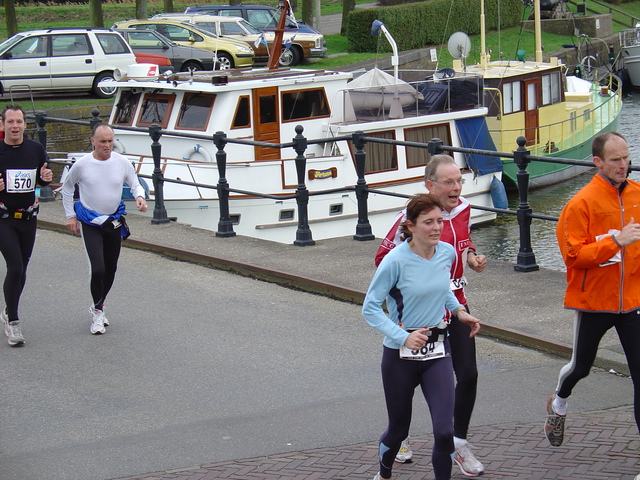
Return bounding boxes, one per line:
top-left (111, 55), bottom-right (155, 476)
top-left (541, 72), bottom-right (561, 105)
top-left (347, 129), bottom-right (398, 175)
top-left (280, 87), bottom-right (331, 123)
top-left (231, 95), bottom-right (251, 130)
top-left (174, 93), bottom-right (216, 132)
top-left (136, 92), bottom-right (176, 129)
top-left (404, 123), bottom-right (452, 168)
top-left (503, 80), bottom-right (522, 114)
top-left (112, 90), bottom-right (142, 127)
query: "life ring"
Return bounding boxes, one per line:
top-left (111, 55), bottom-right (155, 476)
top-left (182, 144), bottom-right (213, 163)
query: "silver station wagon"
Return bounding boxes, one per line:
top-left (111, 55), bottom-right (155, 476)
top-left (0, 27), bottom-right (136, 98)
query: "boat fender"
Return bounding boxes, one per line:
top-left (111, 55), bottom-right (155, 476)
top-left (490, 175), bottom-right (508, 210)
top-left (182, 144), bottom-right (213, 163)
top-left (113, 138), bottom-right (126, 154)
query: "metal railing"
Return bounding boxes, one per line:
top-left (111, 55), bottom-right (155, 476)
top-left (28, 108), bottom-right (638, 272)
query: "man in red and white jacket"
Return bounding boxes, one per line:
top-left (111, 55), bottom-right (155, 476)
top-left (375, 154), bottom-right (488, 477)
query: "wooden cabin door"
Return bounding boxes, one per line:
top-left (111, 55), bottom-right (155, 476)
top-left (252, 86), bottom-right (281, 161)
top-left (524, 80), bottom-right (539, 146)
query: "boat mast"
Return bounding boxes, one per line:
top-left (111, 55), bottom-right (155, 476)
top-left (534, 0), bottom-right (543, 62)
top-left (268, 0), bottom-right (290, 70)
top-left (480, 0), bottom-right (487, 70)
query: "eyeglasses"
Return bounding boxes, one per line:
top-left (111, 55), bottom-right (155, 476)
top-left (433, 179), bottom-right (466, 187)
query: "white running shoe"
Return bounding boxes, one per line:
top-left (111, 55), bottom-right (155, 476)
top-left (90, 305), bottom-right (109, 327)
top-left (454, 443), bottom-right (485, 476)
top-left (5, 321), bottom-right (25, 346)
top-left (395, 437), bottom-right (413, 463)
top-left (89, 308), bottom-right (106, 335)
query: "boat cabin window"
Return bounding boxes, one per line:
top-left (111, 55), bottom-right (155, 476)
top-left (232, 96), bottom-right (251, 129)
top-left (404, 124), bottom-right (451, 168)
top-left (281, 88), bottom-right (330, 122)
top-left (259, 95), bottom-right (277, 124)
top-left (351, 130), bottom-right (397, 174)
top-left (176, 93), bottom-right (215, 131)
top-left (113, 91), bottom-right (141, 126)
top-left (503, 81), bottom-right (522, 114)
top-left (137, 93), bottom-right (176, 128)
top-left (542, 72), bottom-right (561, 105)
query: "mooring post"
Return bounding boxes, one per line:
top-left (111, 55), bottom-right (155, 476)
top-left (427, 137), bottom-right (444, 156)
top-left (513, 136), bottom-right (539, 272)
top-left (292, 125), bottom-right (314, 246)
top-left (352, 131), bottom-right (374, 241)
top-left (214, 131), bottom-right (235, 237)
top-left (35, 111), bottom-right (55, 202)
top-left (149, 123), bottom-right (170, 224)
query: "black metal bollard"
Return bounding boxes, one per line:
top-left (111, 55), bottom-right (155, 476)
top-left (427, 137), bottom-right (444, 156)
top-left (89, 108), bottom-right (102, 131)
top-left (35, 111), bottom-right (55, 202)
top-left (352, 131), bottom-right (374, 241)
top-left (292, 125), bottom-right (315, 246)
top-left (149, 124), bottom-right (170, 225)
top-left (513, 136), bottom-right (539, 272)
top-left (213, 131), bottom-right (235, 237)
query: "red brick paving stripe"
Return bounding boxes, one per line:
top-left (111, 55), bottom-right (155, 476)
top-left (111, 405), bottom-right (639, 480)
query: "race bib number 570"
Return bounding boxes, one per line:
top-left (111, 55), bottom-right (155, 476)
top-left (6, 169), bottom-right (37, 193)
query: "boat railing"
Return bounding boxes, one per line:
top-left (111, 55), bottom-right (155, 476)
top-left (28, 108), bottom-right (637, 271)
top-left (619, 27), bottom-right (640, 47)
top-left (341, 70), bottom-right (484, 122)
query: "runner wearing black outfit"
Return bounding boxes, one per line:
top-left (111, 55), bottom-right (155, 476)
top-left (0, 105), bottom-right (53, 346)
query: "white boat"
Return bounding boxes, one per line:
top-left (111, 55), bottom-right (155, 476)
top-left (84, 14), bottom-right (504, 244)
top-left (89, 66), bottom-right (505, 244)
top-left (618, 25), bottom-right (640, 88)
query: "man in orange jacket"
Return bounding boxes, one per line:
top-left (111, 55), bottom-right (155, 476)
top-left (546, 131), bottom-right (640, 451)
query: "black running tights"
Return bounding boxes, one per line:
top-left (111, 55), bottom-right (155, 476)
top-left (378, 344), bottom-right (455, 480)
top-left (80, 221), bottom-right (122, 310)
top-left (0, 218), bottom-right (37, 322)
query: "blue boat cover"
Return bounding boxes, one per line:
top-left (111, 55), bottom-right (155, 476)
top-left (456, 117), bottom-right (502, 175)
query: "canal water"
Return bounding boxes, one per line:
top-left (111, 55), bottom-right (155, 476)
top-left (35, 91), bottom-right (640, 273)
top-left (471, 90), bottom-right (640, 272)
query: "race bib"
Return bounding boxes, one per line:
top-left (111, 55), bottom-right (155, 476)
top-left (399, 341), bottom-right (446, 361)
top-left (5, 169), bottom-right (37, 193)
top-left (450, 276), bottom-right (468, 290)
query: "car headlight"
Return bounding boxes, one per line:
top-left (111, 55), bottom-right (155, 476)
top-left (236, 45), bottom-right (252, 54)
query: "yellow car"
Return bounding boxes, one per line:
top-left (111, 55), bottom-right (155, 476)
top-left (112, 19), bottom-right (254, 69)
top-left (152, 14), bottom-right (326, 67)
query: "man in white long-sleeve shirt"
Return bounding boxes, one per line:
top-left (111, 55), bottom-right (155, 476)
top-left (61, 124), bottom-right (147, 335)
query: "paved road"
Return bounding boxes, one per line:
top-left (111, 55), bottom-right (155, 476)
top-left (0, 227), bottom-right (637, 480)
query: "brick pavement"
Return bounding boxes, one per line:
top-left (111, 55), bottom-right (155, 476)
top-left (113, 405), bottom-right (639, 480)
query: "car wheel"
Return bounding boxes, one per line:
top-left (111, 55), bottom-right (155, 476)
top-left (92, 71), bottom-right (117, 99)
top-left (180, 61), bottom-right (203, 72)
top-left (215, 53), bottom-right (234, 70)
top-left (279, 46), bottom-right (302, 67)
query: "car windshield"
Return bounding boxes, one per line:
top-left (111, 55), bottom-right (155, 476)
top-left (0, 34), bottom-right (26, 54)
top-left (238, 19), bottom-right (261, 35)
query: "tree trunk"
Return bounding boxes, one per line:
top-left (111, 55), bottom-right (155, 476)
top-left (4, 0), bottom-right (18, 37)
top-left (301, 0), bottom-right (312, 25)
top-left (163, 0), bottom-right (174, 14)
top-left (89, 0), bottom-right (104, 28)
top-left (136, 0), bottom-right (148, 20)
top-left (229, 0), bottom-right (241, 6)
top-left (341, 0), bottom-right (356, 36)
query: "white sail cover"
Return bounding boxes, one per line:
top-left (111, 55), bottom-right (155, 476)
top-left (346, 67), bottom-right (423, 115)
